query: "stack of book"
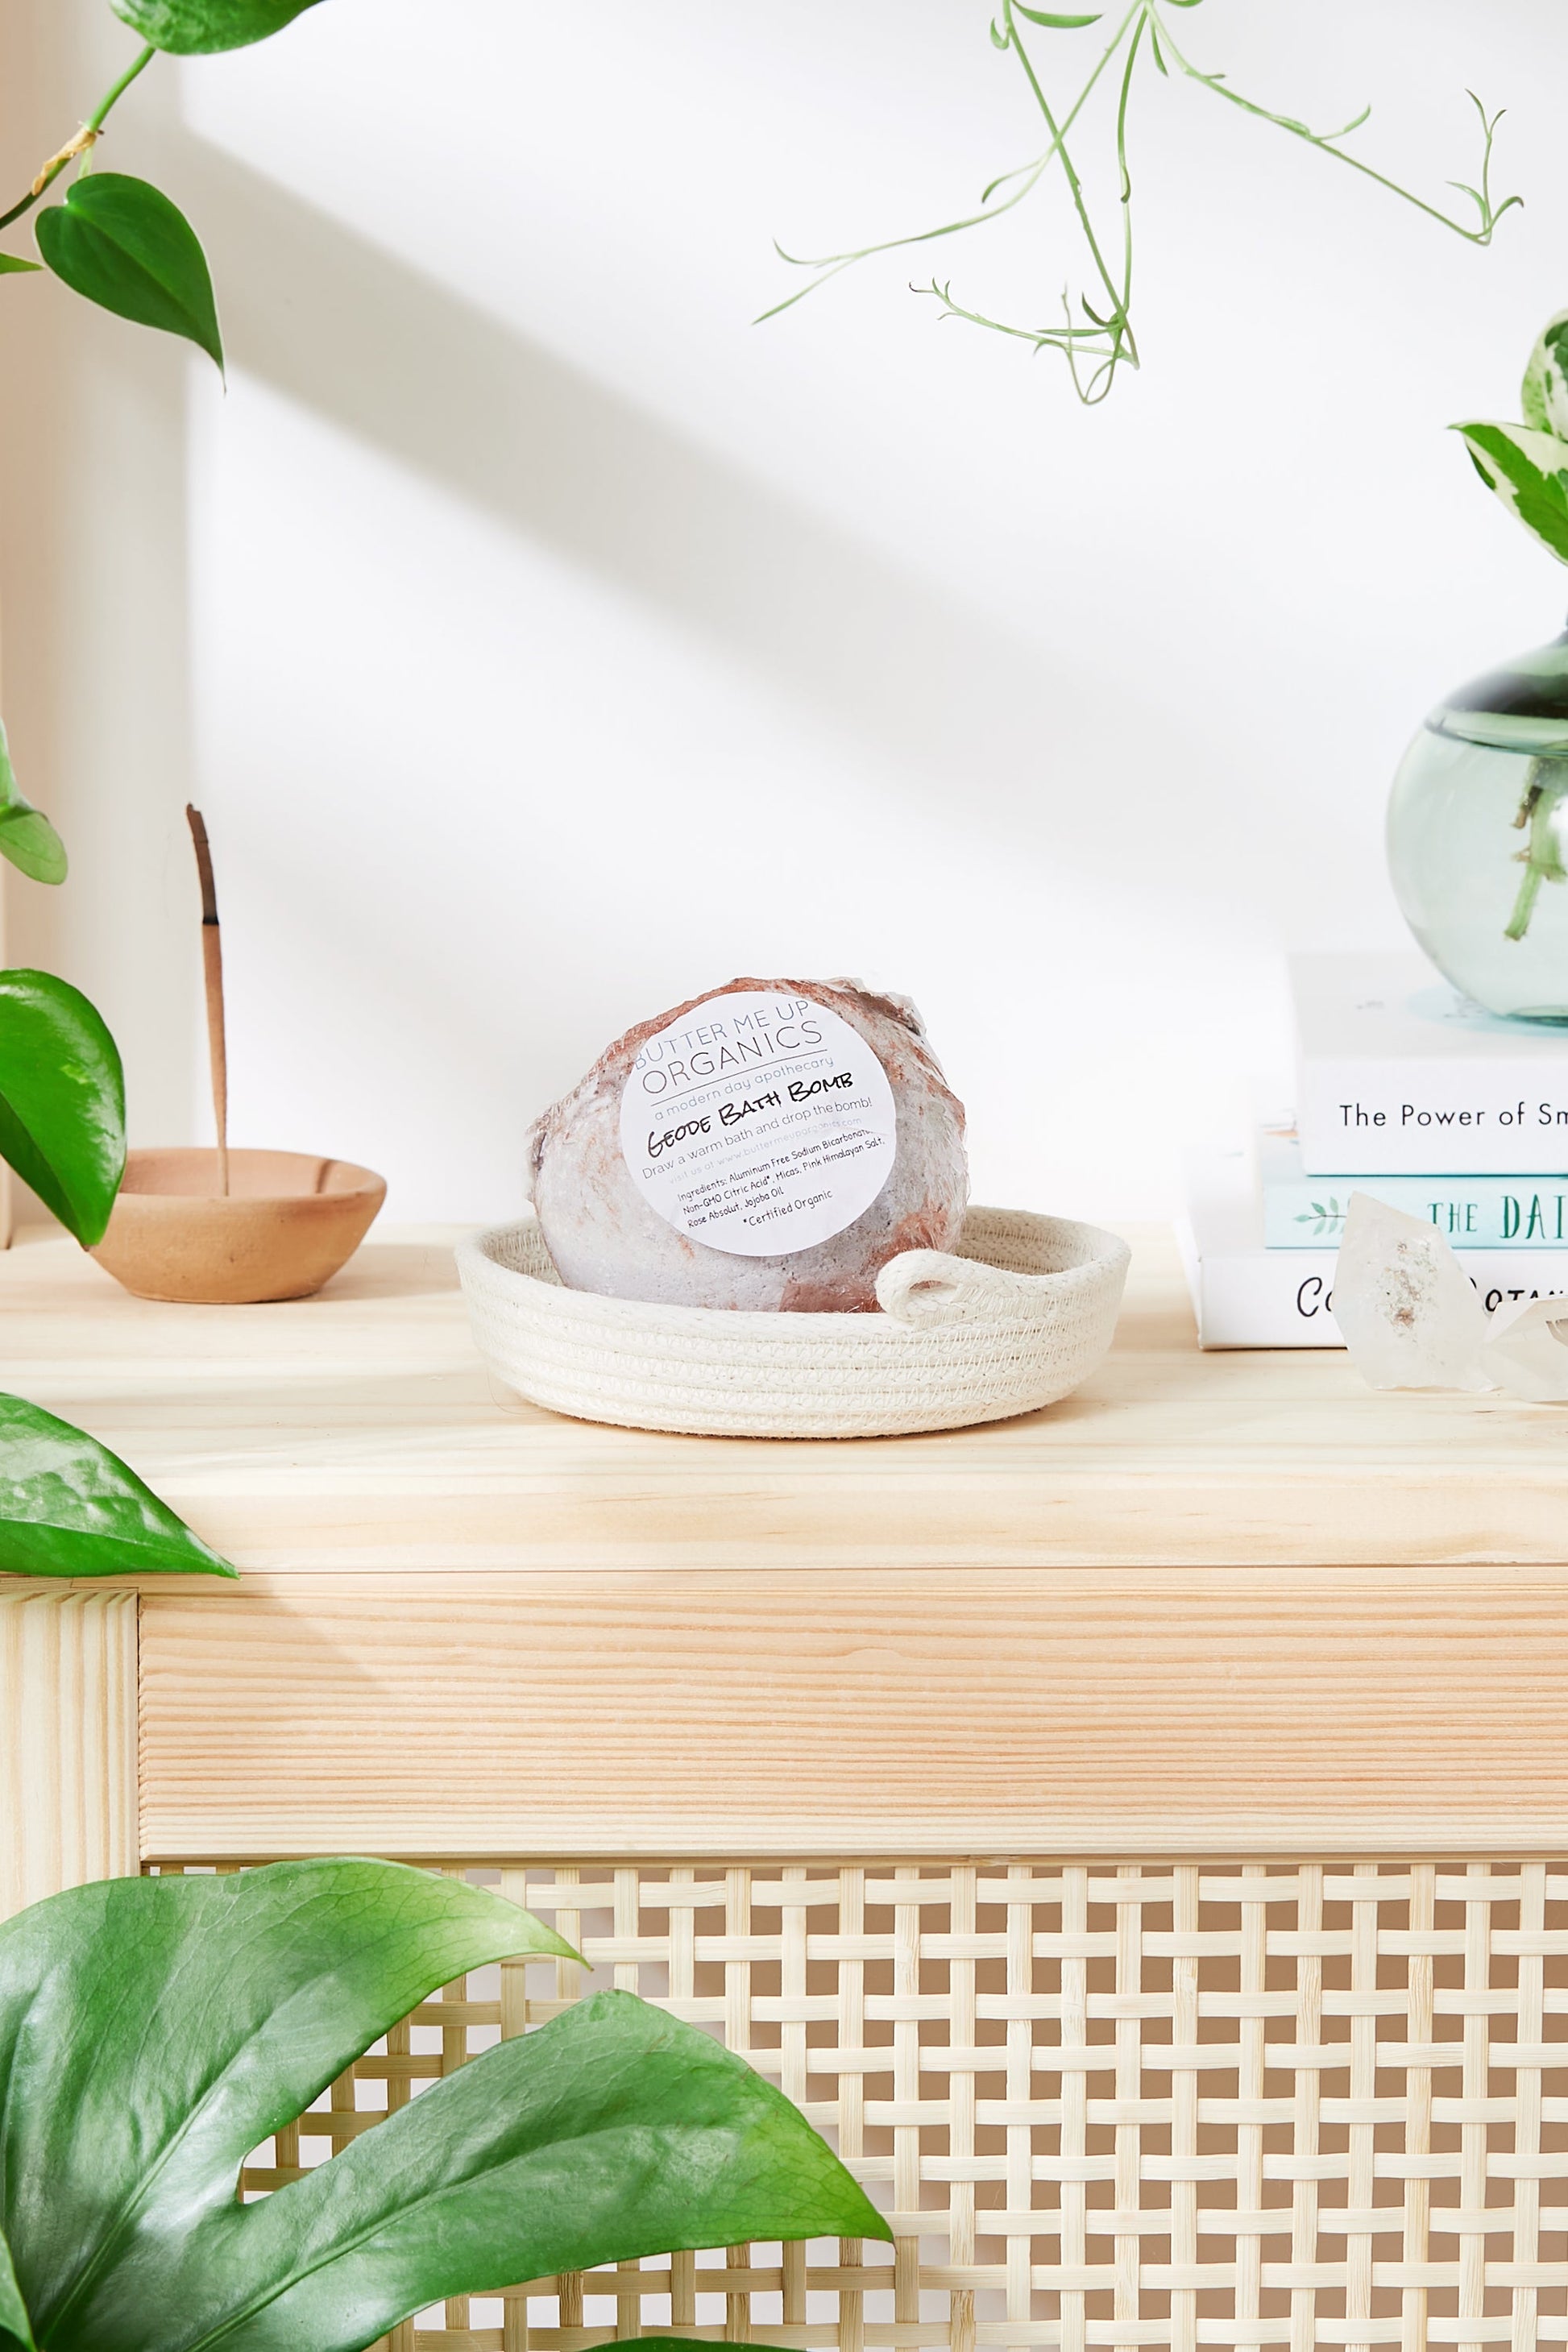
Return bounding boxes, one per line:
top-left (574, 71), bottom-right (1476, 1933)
top-left (1180, 952), bottom-right (1568, 1346)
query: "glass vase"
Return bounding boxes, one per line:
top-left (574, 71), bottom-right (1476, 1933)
top-left (1388, 620), bottom-right (1568, 1020)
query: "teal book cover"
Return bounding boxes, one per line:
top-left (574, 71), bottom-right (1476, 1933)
top-left (1261, 1122), bottom-right (1568, 1249)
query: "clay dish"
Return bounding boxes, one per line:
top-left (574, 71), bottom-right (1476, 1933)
top-left (92, 1147), bottom-right (386, 1305)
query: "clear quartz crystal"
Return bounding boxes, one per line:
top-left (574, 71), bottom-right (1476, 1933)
top-left (1481, 1293), bottom-right (1568, 1400)
top-left (1334, 1193), bottom-right (1493, 1391)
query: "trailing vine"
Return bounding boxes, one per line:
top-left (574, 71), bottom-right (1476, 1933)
top-left (762, 0), bottom-right (1520, 402)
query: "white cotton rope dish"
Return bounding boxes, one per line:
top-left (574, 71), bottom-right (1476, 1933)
top-left (455, 1206), bottom-right (1130, 1439)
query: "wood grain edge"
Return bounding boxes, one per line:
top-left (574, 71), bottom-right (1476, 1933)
top-left (0, 1587), bottom-right (139, 1915)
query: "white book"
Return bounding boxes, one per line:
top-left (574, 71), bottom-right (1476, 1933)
top-left (1181, 1139), bottom-right (1568, 1349)
top-left (1292, 952), bottom-right (1568, 1176)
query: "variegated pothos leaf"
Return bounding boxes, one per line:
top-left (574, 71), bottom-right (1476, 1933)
top-left (1522, 311), bottom-right (1568, 442)
top-left (1453, 419), bottom-right (1568, 566)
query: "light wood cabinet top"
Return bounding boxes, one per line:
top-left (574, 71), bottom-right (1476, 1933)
top-left (7, 1222), bottom-right (1566, 1575)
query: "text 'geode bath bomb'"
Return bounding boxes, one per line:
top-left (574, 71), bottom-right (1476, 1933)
top-left (525, 977), bottom-right (969, 1311)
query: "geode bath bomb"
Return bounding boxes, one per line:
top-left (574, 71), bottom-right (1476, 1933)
top-left (525, 977), bottom-right (968, 1311)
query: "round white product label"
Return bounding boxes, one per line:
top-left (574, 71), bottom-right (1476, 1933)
top-left (619, 990), bottom-right (898, 1257)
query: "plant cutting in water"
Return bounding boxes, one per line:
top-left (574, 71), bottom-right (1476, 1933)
top-left (0, 1858), bottom-right (885, 2352)
top-left (1454, 313), bottom-right (1568, 946)
top-left (763, 2), bottom-right (1519, 403)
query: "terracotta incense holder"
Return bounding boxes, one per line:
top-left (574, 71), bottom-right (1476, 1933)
top-left (91, 810), bottom-right (386, 1305)
top-left (93, 1147), bottom-right (385, 1305)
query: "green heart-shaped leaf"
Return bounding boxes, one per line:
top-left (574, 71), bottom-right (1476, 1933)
top-left (0, 1394), bottom-right (235, 1578)
top-left (1522, 310), bottom-right (1568, 442)
top-left (36, 174), bottom-right (222, 371)
top-left (0, 807), bottom-right (67, 886)
top-left (111, 0), bottom-right (325, 52)
top-left (1454, 418), bottom-right (1568, 565)
top-left (0, 720), bottom-right (66, 887)
top-left (0, 969), bottom-right (124, 1244)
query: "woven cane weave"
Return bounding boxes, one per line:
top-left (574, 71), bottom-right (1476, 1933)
top-left (455, 1209), bottom-right (1130, 1438)
top-left (152, 1856), bottom-right (1568, 2352)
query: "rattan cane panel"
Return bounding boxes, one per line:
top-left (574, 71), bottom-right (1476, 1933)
top-left (160, 1860), bottom-right (1568, 2352)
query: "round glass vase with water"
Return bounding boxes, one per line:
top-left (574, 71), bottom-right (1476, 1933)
top-left (1389, 621), bottom-right (1568, 1020)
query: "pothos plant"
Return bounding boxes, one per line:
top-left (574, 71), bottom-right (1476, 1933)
top-left (0, 0), bottom-right (282, 877)
top-left (0, 962), bottom-right (230, 1577)
top-left (0, 0), bottom-right (326, 1583)
top-left (1454, 313), bottom-right (1568, 944)
top-left (0, 969), bottom-right (229, 1581)
top-left (0, 1856), bottom-right (886, 2352)
top-left (763, 2), bottom-right (1519, 404)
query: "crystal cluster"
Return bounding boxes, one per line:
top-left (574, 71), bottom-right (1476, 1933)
top-left (1334, 1191), bottom-right (1568, 1400)
top-left (1334, 1195), bottom-right (1492, 1391)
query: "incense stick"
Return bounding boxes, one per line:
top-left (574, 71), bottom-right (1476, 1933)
top-left (185, 805), bottom-right (229, 1199)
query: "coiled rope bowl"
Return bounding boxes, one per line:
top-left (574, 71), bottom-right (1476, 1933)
top-left (457, 1205), bottom-right (1129, 1440)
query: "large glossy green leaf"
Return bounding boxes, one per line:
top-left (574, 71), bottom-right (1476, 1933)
top-left (0, 969), bottom-right (124, 1243)
top-left (111, 0), bottom-right (326, 53)
top-left (0, 718), bottom-right (67, 886)
top-left (0, 1863), bottom-right (578, 2349)
top-left (0, 969), bottom-right (124, 1242)
top-left (36, 175), bottom-right (222, 371)
top-left (178, 1991), bottom-right (886, 2352)
top-left (0, 1862), bottom-right (881, 2352)
top-left (1522, 310), bottom-right (1568, 442)
top-left (0, 1393), bottom-right (235, 1578)
top-left (1454, 419), bottom-right (1568, 566)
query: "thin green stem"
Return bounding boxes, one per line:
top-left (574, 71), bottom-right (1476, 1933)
top-left (0, 176), bottom-right (52, 236)
top-left (88, 41), bottom-right (156, 133)
top-left (1151, 10), bottom-right (1520, 246)
top-left (1002, 0), bottom-right (1132, 367)
top-left (926, 13), bottom-right (1145, 406)
top-left (765, 0), bottom-right (1521, 393)
top-left (1069, 9), bottom-right (1144, 401)
top-left (1505, 761), bottom-right (1568, 943)
top-left (1508, 860), bottom-right (1546, 944)
top-left (0, 41), bottom-right (156, 235)
top-left (756, 2), bottom-right (1142, 322)
top-left (922, 280), bottom-right (1117, 351)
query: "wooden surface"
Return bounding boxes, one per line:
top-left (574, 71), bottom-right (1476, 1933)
top-left (5, 1224), bottom-right (1567, 1860)
top-left (4, 1222), bottom-right (1568, 1574)
top-left (139, 1562), bottom-right (1568, 1858)
top-left (0, 1587), bottom-right (139, 1914)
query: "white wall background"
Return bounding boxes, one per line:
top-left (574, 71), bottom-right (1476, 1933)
top-left (3, 0), bottom-right (1567, 1222)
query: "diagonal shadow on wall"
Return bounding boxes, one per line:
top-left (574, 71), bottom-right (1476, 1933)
top-left (160, 127), bottom-right (1207, 886)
